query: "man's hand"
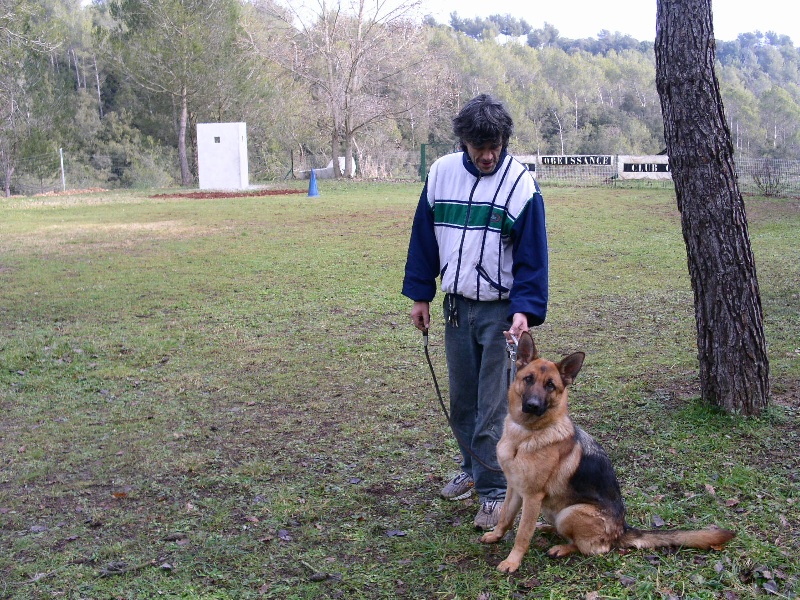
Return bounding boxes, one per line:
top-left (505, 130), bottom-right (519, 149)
top-left (410, 301), bottom-right (430, 332)
top-left (505, 312), bottom-right (529, 341)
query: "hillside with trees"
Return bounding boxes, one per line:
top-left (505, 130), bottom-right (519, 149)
top-left (2, 0), bottom-right (799, 193)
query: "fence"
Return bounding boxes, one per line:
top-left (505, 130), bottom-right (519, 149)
top-left (0, 150), bottom-right (66, 197)
top-left (0, 147), bottom-right (170, 196)
top-left (509, 154), bottom-right (800, 197)
top-left (290, 143), bottom-right (456, 181)
top-left (733, 157), bottom-right (800, 197)
top-left (5, 148), bottom-right (800, 198)
top-left (525, 154), bottom-right (665, 188)
top-left (412, 146), bottom-right (800, 197)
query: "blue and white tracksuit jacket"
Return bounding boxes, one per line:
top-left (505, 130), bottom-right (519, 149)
top-left (402, 150), bottom-right (548, 324)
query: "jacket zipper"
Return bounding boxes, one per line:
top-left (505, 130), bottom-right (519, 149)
top-left (452, 174), bottom-right (482, 298)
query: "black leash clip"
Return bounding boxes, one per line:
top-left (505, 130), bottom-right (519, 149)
top-left (447, 294), bottom-right (459, 327)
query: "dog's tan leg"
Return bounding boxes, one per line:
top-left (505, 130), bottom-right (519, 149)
top-left (497, 493), bottom-right (544, 573)
top-left (481, 487), bottom-right (521, 544)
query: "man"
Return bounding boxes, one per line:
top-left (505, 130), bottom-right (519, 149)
top-left (402, 93), bottom-right (548, 530)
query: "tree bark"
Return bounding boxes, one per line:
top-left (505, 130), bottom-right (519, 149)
top-left (344, 126), bottom-right (354, 178)
top-left (3, 162), bottom-right (13, 198)
top-left (331, 128), bottom-right (342, 178)
top-left (655, 0), bottom-right (769, 415)
top-left (178, 84), bottom-right (191, 186)
top-left (93, 55), bottom-right (104, 119)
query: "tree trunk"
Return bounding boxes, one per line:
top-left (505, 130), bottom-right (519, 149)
top-left (178, 84), bottom-right (191, 186)
top-left (344, 129), bottom-right (354, 179)
top-left (93, 55), bottom-right (104, 119)
top-left (331, 129), bottom-right (342, 178)
top-left (655, 0), bottom-right (769, 415)
top-left (3, 162), bottom-right (13, 198)
top-left (552, 110), bottom-right (564, 155)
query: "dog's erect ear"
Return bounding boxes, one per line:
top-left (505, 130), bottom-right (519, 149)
top-left (516, 331), bottom-right (539, 368)
top-left (558, 352), bottom-right (585, 386)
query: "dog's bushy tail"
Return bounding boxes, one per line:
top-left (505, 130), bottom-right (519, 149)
top-left (618, 526), bottom-right (735, 550)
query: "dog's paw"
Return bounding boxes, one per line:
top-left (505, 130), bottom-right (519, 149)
top-left (497, 558), bottom-right (520, 573)
top-left (480, 531), bottom-right (502, 544)
top-left (546, 543), bottom-right (578, 558)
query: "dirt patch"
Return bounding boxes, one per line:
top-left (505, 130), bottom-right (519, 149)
top-left (772, 380), bottom-right (800, 409)
top-left (152, 189), bottom-right (305, 200)
top-left (745, 197), bottom-right (800, 220)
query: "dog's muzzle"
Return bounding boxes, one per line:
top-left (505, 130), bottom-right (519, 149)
top-left (522, 395), bottom-right (548, 416)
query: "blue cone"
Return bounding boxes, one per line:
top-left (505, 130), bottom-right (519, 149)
top-left (308, 169), bottom-right (319, 197)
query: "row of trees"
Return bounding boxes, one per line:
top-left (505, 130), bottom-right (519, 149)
top-left (2, 0), bottom-right (800, 193)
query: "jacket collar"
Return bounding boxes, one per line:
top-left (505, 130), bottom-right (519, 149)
top-left (462, 149), bottom-right (508, 177)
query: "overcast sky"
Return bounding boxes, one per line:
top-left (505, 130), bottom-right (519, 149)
top-left (420, 0), bottom-right (798, 44)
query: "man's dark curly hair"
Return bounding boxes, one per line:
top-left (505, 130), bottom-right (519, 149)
top-left (452, 94), bottom-right (514, 151)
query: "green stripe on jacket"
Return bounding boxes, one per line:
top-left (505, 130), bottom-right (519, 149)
top-left (434, 201), bottom-right (516, 236)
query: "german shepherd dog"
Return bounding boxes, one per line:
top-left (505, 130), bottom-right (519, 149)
top-left (480, 332), bottom-right (735, 573)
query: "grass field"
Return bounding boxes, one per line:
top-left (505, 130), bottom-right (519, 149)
top-left (0, 182), bottom-right (798, 599)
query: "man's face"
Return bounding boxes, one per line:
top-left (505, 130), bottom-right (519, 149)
top-left (464, 140), bottom-right (503, 174)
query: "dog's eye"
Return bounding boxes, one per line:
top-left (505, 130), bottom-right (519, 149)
top-left (523, 375), bottom-right (534, 385)
top-left (545, 380), bottom-right (556, 391)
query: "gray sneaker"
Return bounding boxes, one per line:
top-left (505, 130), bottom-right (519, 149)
top-left (440, 472), bottom-right (474, 500)
top-left (474, 499), bottom-right (503, 530)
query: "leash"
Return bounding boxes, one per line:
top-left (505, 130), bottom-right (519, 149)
top-left (422, 329), bottom-right (517, 474)
top-left (505, 332), bottom-right (518, 390)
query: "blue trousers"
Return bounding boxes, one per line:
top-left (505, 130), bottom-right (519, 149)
top-left (444, 294), bottom-right (508, 501)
